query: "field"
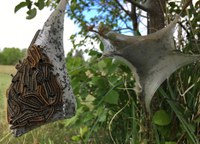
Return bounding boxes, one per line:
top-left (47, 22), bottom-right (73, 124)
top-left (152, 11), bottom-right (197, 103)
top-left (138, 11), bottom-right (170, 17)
top-left (0, 66), bottom-right (13, 143)
top-left (0, 65), bottom-right (73, 144)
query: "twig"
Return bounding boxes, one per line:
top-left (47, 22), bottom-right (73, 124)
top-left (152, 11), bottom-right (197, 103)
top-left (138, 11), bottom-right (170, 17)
top-left (179, 78), bottom-right (200, 97)
top-left (177, 132), bottom-right (186, 144)
top-left (131, 3), bottom-right (138, 32)
top-left (180, 0), bottom-right (193, 15)
top-left (177, 22), bottom-right (190, 36)
top-left (114, 0), bottom-right (132, 18)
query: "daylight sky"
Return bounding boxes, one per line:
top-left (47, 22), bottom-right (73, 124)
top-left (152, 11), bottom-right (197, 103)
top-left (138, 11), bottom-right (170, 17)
top-left (0, 0), bottom-right (197, 54)
top-left (0, 0), bottom-right (77, 54)
top-left (0, 0), bottom-right (146, 55)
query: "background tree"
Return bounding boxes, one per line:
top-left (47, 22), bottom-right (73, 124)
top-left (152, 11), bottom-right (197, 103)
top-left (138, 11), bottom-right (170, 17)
top-left (0, 48), bottom-right (26, 65)
top-left (14, 0), bottom-right (200, 143)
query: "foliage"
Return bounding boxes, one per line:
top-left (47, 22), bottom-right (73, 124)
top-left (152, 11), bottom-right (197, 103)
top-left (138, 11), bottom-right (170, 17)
top-left (0, 48), bottom-right (26, 65)
top-left (65, 1), bottom-right (199, 143)
top-left (14, 0), bottom-right (51, 19)
top-left (66, 48), bottom-right (140, 143)
top-left (65, 40), bottom-right (200, 143)
top-left (4, 0), bottom-right (200, 143)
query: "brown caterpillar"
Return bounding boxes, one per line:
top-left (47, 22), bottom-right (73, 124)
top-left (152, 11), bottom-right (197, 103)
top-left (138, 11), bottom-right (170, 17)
top-left (6, 45), bottom-right (63, 130)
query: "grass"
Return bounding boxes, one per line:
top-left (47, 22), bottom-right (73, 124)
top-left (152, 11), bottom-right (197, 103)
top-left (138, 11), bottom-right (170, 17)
top-left (0, 65), bottom-right (16, 75)
top-left (0, 65), bottom-right (14, 143)
top-left (0, 69), bottom-right (11, 143)
top-left (0, 65), bottom-right (75, 144)
top-left (0, 73), bottom-right (10, 113)
top-left (0, 66), bottom-right (13, 123)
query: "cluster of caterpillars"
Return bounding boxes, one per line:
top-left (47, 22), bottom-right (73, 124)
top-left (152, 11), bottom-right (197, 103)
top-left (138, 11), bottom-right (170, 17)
top-left (6, 45), bottom-right (63, 130)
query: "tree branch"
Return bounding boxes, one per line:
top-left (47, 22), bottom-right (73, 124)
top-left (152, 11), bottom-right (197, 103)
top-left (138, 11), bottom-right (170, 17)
top-left (114, 0), bottom-right (132, 18)
top-left (131, 4), bottom-right (138, 34)
top-left (180, 0), bottom-right (193, 15)
top-left (125, 0), bottom-right (150, 12)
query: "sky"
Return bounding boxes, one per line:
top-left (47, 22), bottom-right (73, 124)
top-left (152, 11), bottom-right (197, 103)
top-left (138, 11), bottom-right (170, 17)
top-left (0, 0), bottom-right (77, 54)
top-left (0, 0), bottom-right (147, 55)
top-left (0, 1), bottom-right (197, 54)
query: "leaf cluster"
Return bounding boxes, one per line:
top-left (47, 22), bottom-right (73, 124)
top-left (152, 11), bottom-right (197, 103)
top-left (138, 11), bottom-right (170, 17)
top-left (14, 0), bottom-right (52, 19)
top-left (64, 45), bottom-right (146, 143)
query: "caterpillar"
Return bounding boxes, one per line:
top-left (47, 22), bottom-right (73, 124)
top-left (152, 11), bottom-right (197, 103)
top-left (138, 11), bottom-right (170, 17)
top-left (6, 45), bottom-right (63, 131)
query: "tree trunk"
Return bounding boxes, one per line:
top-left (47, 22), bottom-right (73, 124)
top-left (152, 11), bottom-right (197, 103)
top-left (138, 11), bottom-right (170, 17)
top-left (145, 0), bottom-right (166, 33)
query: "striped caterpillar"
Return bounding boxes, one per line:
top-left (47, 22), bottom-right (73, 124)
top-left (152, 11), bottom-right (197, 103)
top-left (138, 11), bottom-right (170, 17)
top-left (6, 45), bottom-right (63, 131)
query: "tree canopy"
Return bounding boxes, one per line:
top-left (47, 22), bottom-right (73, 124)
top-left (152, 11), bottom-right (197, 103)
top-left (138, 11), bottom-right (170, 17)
top-left (0, 48), bottom-right (26, 65)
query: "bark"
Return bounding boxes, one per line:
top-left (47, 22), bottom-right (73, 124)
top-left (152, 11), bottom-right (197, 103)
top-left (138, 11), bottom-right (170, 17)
top-left (128, 0), bottom-right (166, 34)
top-left (130, 4), bottom-right (139, 35)
top-left (145, 0), bottom-right (167, 33)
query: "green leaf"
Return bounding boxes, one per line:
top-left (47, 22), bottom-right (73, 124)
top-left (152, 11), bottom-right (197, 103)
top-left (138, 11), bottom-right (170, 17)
top-left (169, 2), bottom-right (176, 8)
top-left (98, 60), bottom-right (106, 69)
top-left (80, 126), bottom-right (88, 138)
top-left (35, 0), bottom-right (45, 10)
top-left (15, 2), bottom-right (28, 13)
top-left (91, 76), bottom-right (101, 84)
top-left (108, 75), bottom-right (118, 84)
top-left (98, 112), bottom-right (107, 122)
top-left (45, 0), bottom-right (51, 6)
top-left (89, 49), bottom-right (99, 56)
top-left (71, 135), bottom-right (81, 141)
top-left (99, 42), bottom-right (104, 51)
top-left (104, 90), bottom-right (119, 104)
top-left (97, 107), bottom-right (107, 122)
top-left (26, 0), bottom-right (32, 9)
top-left (153, 110), bottom-right (171, 126)
top-left (70, 3), bottom-right (76, 12)
top-left (26, 8), bottom-right (37, 19)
